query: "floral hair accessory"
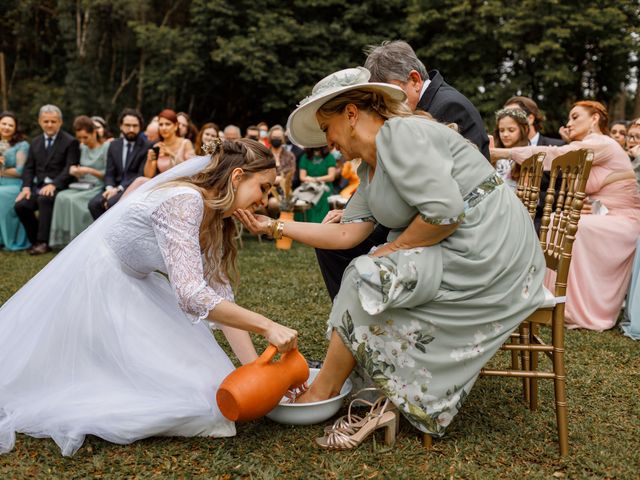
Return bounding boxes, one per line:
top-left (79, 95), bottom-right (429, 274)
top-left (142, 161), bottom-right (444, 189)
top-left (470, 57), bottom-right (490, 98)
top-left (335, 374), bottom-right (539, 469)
top-left (202, 137), bottom-right (223, 156)
top-left (495, 108), bottom-right (529, 123)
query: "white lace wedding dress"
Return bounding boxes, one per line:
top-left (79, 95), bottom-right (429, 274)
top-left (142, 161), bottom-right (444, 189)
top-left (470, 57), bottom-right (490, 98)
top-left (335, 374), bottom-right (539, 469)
top-left (0, 157), bottom-right (238, 456)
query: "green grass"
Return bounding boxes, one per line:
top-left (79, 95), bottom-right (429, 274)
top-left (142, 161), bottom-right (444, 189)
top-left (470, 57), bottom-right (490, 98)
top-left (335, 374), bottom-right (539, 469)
top-left (1, 238), bottom-right (639, 479)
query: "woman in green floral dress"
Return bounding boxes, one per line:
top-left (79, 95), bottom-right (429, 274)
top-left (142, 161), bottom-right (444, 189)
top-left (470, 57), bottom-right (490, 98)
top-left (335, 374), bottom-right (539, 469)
top-left (237, 67), bottom-right (545, 443)
top-left (297, 148), bottom-right (336, 223)
top-left (49, 116), bottom-right (108, 247)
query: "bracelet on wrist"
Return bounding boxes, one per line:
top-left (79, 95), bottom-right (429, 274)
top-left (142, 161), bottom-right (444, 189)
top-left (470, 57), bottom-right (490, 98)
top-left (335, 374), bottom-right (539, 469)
top-left (272, 220), bottom-right (285, 240)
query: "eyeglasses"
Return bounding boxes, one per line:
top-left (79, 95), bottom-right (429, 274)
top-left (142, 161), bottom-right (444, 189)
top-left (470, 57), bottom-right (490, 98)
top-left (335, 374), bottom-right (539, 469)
top-left (627, 135), bottom-right (640, 142)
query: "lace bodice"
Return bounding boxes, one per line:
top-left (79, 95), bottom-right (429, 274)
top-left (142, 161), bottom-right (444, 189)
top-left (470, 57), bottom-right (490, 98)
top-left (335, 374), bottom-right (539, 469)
top-left (104, 186), bottom-right (233, 322)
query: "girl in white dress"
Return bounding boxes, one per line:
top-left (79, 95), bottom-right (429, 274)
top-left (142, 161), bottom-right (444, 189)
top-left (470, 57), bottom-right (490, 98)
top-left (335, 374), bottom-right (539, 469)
top-left (0, 139), bottom-right (297, 456)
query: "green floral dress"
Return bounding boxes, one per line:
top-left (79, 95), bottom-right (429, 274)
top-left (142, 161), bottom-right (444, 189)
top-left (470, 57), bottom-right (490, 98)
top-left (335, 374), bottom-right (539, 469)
top-left (297, 152), bottom-right (336, 223)
top-left (49, 142), bottom-right (108, 246)
top-left (331, 117), bottom-right (545, 436)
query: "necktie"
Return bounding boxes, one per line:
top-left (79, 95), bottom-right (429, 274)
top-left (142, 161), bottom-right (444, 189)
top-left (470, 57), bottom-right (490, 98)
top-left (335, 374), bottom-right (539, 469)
top-left (124, 142), bottom-right (132, 170)
top-left (45, 137), bottom-right (53, 153)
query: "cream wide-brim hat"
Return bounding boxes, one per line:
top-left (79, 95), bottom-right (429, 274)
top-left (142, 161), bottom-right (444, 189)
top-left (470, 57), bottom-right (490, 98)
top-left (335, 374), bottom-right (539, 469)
top-left (286, 67), bottom-right (407, 148)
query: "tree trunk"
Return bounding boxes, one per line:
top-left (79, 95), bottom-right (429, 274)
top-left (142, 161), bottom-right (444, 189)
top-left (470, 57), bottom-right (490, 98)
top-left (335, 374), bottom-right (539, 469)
top-left (136, 51), bottom-right (145, 111)
top-left (0, 52), bottom-right (7, 110)
top-left (610, 83), bottom-right (626, 121)
top-left (634, 72), bottom-right (640, 119)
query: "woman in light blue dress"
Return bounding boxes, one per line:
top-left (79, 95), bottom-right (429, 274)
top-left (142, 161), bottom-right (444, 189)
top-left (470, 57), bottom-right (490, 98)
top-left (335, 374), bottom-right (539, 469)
top-left (49, 116), bottom-right (108, 247)
top-left (0, 112), bottom-right (30, 251)
top-left (237, 67), bottom-right (546, 448)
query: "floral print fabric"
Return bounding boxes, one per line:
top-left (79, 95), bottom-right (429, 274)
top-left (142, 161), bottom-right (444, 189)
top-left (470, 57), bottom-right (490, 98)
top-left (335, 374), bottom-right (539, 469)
top-left (330, 117), bottom-right (545, 436)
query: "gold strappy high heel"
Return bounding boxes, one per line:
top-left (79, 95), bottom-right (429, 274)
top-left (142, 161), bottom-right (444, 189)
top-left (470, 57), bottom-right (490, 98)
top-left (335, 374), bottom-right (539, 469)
top-left (316, 389), bottom-right (398, 450)
top-left (323, 388), bottom-right (398, 434)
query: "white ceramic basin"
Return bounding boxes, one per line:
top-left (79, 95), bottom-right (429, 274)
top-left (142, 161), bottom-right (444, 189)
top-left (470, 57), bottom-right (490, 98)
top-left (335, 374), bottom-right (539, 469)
top-left (265, 368), bottom-right (352, 425)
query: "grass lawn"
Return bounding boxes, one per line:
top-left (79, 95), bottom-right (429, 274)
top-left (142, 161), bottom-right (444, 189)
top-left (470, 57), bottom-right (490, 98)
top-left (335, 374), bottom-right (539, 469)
top-left (1, 237), bottom-right (639, 479)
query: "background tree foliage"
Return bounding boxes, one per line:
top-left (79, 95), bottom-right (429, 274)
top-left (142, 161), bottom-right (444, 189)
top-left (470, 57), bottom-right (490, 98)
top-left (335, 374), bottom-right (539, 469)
top-left (0, 0), bottom-right (638, 136)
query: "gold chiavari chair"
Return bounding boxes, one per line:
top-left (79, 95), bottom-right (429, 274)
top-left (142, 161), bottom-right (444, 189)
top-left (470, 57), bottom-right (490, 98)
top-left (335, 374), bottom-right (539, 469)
top-left (516, 152), bottom-right (546, 220)
top-left (479, 148), bottom-right (593, 456)
top-left (510, 152), bottom-right (546, 389)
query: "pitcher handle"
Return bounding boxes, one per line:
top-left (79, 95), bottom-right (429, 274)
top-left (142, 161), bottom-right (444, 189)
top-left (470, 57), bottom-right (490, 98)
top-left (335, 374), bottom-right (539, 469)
top-left (255, 344), bottom-right (278, 365)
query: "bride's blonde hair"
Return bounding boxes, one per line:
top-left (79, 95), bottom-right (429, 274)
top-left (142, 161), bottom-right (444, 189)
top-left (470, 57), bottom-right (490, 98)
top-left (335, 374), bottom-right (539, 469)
top-left (163, 139), bottom-right (275, 286)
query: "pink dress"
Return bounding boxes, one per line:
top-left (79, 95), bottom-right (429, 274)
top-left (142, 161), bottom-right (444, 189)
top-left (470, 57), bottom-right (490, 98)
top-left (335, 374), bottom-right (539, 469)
top-left (511, 134), bottom-right (640, 330)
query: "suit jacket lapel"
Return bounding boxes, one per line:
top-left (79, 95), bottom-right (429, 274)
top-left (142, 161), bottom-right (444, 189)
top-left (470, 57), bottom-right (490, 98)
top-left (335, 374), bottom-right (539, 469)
top-left (43, 134), bottom-right (56, 165)
top-left (417, 70), bottom-right (443, 113)
top-left (115, 139), bottom-right (125, 172)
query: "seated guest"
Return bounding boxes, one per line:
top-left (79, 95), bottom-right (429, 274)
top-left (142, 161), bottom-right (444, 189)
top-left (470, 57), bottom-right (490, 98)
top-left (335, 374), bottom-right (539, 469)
top-left (492, 101), bottom-right (640, 331)
top-left (245, 125), bottom-right (260, 141)
top-left (126, 109), bottom-right (194, 194)
top-left (88, 108), bottom-right (150, 219)
top-left (144, 116), bottom-right (159, 143)
top-left (503, 96), bottom-right (564, 146)
top-left (504, 96), bottom-right (565, 229)
top-left (267, 124), bottom-right (296, 217)
top-left (0, 112), bottom-right (30, 251)
top-left (627, 119), bottom-right (640, 185)
top-left (257, 121), bottom-right (270, 148)
top-left (194, 122), bottom-right (219, 155)
top-left (15, 104), bottom-right (80, 255)
top-left (91, 116), bottom-right (113, 144)
top-left (237, 67), bottom-right (545, 448)
top-left (223, 124), bottom-right (241, 141)
top-left (337, 158), bottom-right (360, 198)
top-left (609, 120), bottom-right (627, 149)
top-left (314, 42), bottom-right (492, 302)
top-left (297, 147), bottom-right (336, 223)
top-left (50, 116), bottom-right (108, 247)
top-left (365, 40), bottom-right (490, 158)
top-left (177, 111), bottom-right (198, 142)
top-left (492, 107), bottom-right (530, 189)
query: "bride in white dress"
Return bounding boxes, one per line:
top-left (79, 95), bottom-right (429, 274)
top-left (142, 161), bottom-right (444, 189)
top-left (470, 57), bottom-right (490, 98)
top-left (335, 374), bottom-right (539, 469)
top-left (0, 139), bottom-right (297, 456)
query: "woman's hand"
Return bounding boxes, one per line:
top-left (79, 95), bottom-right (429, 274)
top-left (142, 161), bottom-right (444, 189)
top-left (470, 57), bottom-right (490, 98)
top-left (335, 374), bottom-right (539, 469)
top-left (629, 144), bottom-right (640, 159)
top-left (147, 149), bottom-right (157, 162)
top-left (69, 165), bottom-right (87, 178)
top-left (370, 241), bottom-right (399, 257)
top-left (234, 209), bottom-right (273, 236)
top-left (263, 320), bottom-right (298, 353)
top-left (322, 210), bottom-right (343, 224)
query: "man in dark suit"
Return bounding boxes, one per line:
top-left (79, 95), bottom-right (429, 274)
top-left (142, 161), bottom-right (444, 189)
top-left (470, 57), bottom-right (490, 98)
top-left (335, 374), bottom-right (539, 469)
top-left (314, 40), bottom-right (492, 300)
top-left (15, 104), bottom-right (80, 255)
top-left (88, 109), bottom-right (151, 219)
top-left (504, 96), bottom-right (565, 230)
top-left (365, 40), bottom-right (490, 159)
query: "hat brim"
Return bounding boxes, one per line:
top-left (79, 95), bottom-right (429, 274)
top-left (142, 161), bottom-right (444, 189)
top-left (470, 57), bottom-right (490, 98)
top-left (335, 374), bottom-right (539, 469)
top-left (286, 83), bottom-right (407, 148)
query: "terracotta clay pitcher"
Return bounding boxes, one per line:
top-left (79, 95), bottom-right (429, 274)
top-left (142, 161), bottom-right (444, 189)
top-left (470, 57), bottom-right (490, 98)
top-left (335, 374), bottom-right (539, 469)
top-left (216, 345), bottom-right (309, 421)
top-left (275, 211), bottom-right (294, 250)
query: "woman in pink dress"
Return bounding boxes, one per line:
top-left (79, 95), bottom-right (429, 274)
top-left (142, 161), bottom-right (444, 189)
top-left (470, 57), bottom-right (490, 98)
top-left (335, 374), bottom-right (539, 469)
top-left (492, 101), bottom-right (640, 331)
top-left (126, 110), bottom-right (195, 195)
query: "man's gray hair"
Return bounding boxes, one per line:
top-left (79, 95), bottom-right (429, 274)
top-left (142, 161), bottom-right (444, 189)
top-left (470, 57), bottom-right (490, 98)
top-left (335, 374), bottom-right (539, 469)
top-left (364, 40), bottom-right (429, 83)
top-left (39, 104), bottom-right (63, 120)
top-left (223, 124), bottom-right (241, 136)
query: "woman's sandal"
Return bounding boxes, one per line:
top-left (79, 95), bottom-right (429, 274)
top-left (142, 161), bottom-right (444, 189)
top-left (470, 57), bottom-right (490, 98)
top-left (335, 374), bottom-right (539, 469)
top-left (323, 388), bottom-right (398, 435)
top-left (316, 388), bottom-right (399, 450)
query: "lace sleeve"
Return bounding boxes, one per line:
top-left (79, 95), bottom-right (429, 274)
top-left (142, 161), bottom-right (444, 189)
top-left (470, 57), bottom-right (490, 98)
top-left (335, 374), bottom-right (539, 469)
top-left (151, 192), bottom-right (228, 323)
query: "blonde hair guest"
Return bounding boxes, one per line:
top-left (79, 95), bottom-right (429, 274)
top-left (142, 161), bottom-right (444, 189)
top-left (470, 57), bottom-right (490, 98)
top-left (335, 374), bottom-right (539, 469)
top-left (236, 67), bottom-right (545, 450)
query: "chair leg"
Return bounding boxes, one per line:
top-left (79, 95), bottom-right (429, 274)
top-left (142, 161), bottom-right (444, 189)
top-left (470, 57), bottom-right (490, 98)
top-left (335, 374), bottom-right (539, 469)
top-left (520, 322), bottom-right (531, 404)
top-left (422, 433), bottom-right (433, 449)
top-left (530, 323), bottom-right (539, 411)
top-left (553, 310), bottom-right (569, 456)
